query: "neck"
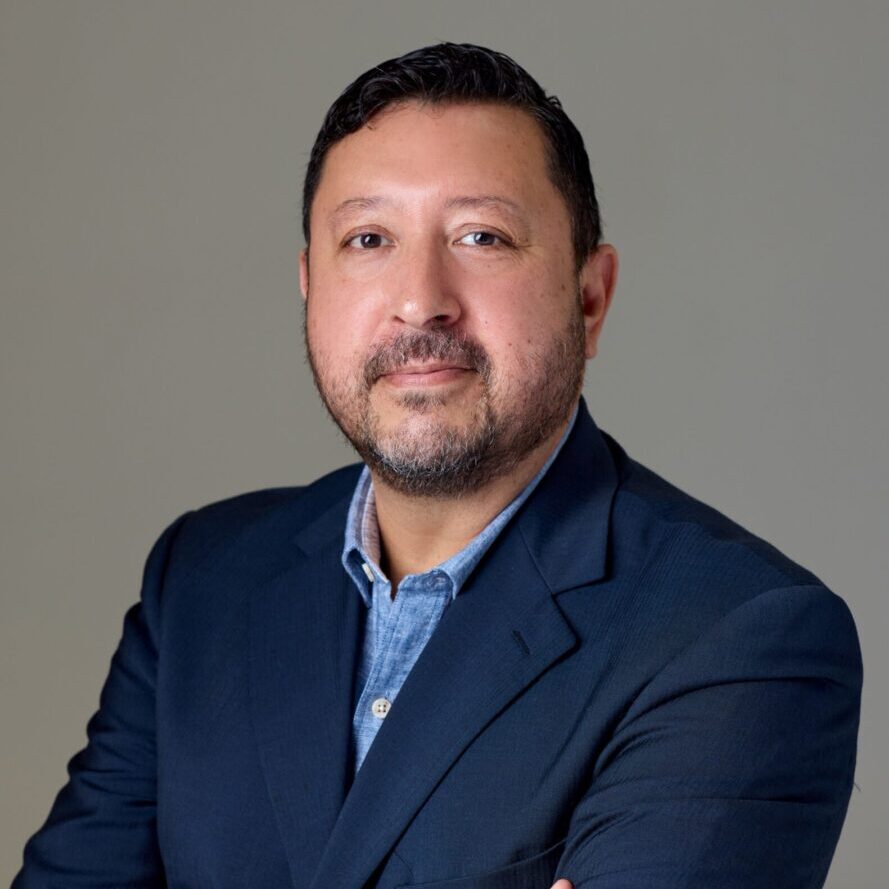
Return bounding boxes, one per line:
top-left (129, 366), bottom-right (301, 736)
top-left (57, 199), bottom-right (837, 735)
top-left (370, 413), bottom-right (573, 589)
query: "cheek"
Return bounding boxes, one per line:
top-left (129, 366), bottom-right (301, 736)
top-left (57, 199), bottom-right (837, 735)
top-left (306, 311), bottom-right (347, 384)
top-left (475, 323), bottom-right (534, 392)
top-left (475, 286), bottom-right (556, 356)
top-left (310, 270), bottom-right (386, 343)
top-left (308, 281), bottom-right (362, 343)
top-left (307, 310), bottom-right (378, 397)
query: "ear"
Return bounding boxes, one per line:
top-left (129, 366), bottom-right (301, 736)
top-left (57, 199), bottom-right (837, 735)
top-left (578, 244), bottom-right (618, 359)
top-left (299, 247), bottom-right (310, 301)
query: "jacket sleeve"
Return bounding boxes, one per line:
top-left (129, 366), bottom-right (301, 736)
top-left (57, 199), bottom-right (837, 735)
top-left (12, 511), bottom-right (192, 888)
top-left (554, 583), bottom-right (863, 889)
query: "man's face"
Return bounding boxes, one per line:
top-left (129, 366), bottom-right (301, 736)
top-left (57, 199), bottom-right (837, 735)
top-left (301, 100), bottom-right (615, 497)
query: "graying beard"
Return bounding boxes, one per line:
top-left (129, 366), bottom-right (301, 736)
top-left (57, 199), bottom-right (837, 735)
top-left (361, 419), bottom-right (499, 498)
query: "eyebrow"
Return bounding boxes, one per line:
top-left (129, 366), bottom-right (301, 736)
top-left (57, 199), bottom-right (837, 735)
top-left (443, 195), bottom-right (525, 216)
top-left (327, 194), bottom-right (528, 228)
top-left (330, 196), bottom-right (387, 220)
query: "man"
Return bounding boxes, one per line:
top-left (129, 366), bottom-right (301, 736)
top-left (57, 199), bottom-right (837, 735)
top-left (14, 43), bottom-right (861, 889)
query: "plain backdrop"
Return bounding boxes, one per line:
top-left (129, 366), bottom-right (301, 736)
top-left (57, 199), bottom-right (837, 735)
top-left (1, 1), bottom-right (886, 885)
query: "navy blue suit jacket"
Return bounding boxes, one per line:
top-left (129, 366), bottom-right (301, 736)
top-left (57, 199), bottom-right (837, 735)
top-left (14, 401), bottom-right (862, 888)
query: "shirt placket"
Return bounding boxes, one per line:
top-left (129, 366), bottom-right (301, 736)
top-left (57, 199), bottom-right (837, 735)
top-left (353, 574), bottom-right (452, 770)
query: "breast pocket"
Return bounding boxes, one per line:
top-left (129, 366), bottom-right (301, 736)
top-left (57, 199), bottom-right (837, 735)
top-left (395, 838), bottom-right (567, 889)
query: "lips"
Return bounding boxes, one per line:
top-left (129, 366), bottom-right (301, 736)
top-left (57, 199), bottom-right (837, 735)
top-left (381, 361), bottom-right (470, 377)
top-left (380, 363), bottom-right (473, 387)
top-left (362, 330), bottom-right (490, 389)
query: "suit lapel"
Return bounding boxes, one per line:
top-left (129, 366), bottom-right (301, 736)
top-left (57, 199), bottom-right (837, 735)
top-left (249, 490), bottom-right (364, 888)
top-left (307, 531), bottom-right (578, 889)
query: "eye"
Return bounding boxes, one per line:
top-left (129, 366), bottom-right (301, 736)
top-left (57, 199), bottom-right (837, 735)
top-left (344, 232), bottom-right (391, 249)
top-left (456, 230), bottom-right (506, 247)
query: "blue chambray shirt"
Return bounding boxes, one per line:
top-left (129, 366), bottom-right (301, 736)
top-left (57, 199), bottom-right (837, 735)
top-left (341, 403), bottom-right (579, 774)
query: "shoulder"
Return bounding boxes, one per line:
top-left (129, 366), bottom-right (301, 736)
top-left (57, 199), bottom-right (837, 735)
top-left (153, 461), bottom-right (364, 581)
top-left (192, 461), bottom-right (361, 528)
top-left (580, 431), bottom-right (861, 693)
top-left (592, 432), bottom-right (860, 658)
top-left (604, 431), bottom-right (824, 595)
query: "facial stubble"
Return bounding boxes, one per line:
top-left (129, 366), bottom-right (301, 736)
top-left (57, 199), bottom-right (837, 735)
top-left (304, 299), bottom-right (586, 499)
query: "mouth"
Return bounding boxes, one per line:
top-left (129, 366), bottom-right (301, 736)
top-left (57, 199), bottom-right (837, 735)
top-left (379, 362), bottom-right (473, 388)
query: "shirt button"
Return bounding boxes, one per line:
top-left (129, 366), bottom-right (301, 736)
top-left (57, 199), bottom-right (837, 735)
top-left (371, 697), bottom-right (391, 719)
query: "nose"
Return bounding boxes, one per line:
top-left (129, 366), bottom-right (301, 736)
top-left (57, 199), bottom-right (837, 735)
top-left (387, 239), bottom-right (462, 330)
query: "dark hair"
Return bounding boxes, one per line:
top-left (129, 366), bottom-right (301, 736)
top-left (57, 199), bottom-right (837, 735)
top-left (301, 42), bottom-right (601, 271)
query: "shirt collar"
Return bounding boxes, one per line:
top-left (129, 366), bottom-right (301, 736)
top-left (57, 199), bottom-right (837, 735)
top-left (342, 402), bottom-right (579, 606)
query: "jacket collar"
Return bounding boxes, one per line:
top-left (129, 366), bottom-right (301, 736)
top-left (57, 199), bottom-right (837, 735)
top-left (514, 396), bottom-right (618, 593)
top-left (293, 395), bottom-right (617, 594)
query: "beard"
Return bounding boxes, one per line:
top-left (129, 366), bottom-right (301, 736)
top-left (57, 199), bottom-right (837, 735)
top-left (304, 301), bottom-right (586, 499)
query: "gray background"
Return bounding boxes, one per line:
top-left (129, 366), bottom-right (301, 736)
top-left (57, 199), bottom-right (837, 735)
top-left (2, 1), bottom-right (886, 884)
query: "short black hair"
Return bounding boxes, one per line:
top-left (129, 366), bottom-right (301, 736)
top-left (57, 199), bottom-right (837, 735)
top-left (302, 42), bottom-right (601, 272)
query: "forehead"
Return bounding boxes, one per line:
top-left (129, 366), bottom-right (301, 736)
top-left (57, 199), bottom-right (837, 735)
top-left (312, 101), bottom-right (565, 227)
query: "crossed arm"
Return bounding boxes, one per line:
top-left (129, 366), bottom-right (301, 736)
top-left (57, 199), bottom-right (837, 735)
top-left (548, 584), bottom-right (861, 888)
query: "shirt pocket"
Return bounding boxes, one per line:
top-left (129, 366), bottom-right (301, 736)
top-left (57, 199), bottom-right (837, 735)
top-left (394, 837), bottom-right (567, 889)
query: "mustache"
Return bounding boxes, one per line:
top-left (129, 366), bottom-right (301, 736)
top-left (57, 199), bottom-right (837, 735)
top-left (363, 329), bottom-right (491, 388)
